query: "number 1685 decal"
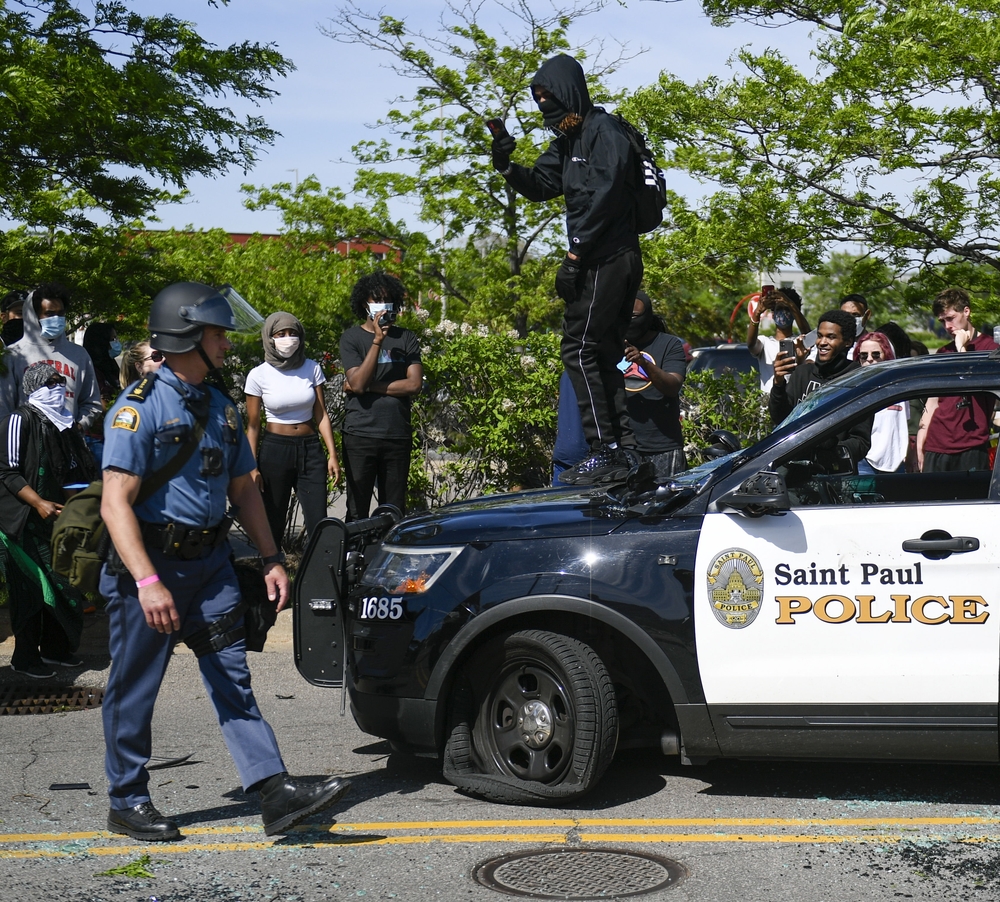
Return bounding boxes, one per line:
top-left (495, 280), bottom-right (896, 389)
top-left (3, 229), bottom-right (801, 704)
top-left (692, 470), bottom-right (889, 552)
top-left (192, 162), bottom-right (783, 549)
top-left (359, 596), bottom-right (404, 620)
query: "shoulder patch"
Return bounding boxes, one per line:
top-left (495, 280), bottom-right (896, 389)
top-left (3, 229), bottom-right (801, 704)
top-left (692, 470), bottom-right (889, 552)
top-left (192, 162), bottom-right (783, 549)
top-left (127, 372), bottom-right (159, 403)
top-left (112, 406), bottom-right (140, 432)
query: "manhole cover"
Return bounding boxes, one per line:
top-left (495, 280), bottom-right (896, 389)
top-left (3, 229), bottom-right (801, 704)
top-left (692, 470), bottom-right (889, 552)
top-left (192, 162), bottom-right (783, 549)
top-left (474, 848), bottom-right (686, 899)
top-left (0, 685), bottom-right (104, 715)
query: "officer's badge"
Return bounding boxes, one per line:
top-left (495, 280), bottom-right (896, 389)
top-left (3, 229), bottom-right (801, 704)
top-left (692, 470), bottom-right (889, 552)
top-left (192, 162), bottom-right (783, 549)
top-left (224, 405), bottom-right (239, 431)
top-left (111, 406), bottom-right (140, 432)
top-left (706, 548), bottom-right (764, 629)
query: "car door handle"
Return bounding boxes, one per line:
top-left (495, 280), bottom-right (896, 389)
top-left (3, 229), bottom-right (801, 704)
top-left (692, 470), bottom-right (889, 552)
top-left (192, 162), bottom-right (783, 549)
top-left (902, 535), bottom-right (979, 553)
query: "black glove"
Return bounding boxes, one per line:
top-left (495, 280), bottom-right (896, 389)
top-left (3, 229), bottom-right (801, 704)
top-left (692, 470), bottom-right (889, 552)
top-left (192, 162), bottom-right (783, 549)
top-left (491, 133), bottom-right (516, 172)
top-left (555, 255), bottom-right (584, 303)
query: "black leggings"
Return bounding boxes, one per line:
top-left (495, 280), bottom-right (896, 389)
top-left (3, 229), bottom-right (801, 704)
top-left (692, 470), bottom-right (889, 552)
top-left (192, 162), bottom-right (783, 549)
top-left (257, 432), bottom-right (329, 550)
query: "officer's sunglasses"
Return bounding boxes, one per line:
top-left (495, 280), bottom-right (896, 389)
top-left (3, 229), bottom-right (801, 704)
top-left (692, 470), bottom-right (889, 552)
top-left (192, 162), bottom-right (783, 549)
top-left (44, 375), bottom-right (66, 387)
top-left (857, 350), bottom-right (883, 361)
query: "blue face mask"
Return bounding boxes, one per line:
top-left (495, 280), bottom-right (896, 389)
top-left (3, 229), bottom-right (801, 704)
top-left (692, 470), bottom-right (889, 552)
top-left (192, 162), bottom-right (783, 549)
top-left (773, 308), bottom-right (795, 332)
top-left (109, 340), bottom-right (122, 357)
top-left (40, 315), bottom-right (66, 339)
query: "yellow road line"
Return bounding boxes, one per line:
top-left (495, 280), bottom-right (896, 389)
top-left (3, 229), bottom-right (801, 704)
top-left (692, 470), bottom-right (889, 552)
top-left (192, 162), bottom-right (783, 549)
top-left (0, 834), bottom-right (569, 858)
top-left (5, 832), bottom-right (1000, 860)
top-left (5, 815), bottom-right (1000, 844)
top-left (4, 829), bottom-right (1000, 860)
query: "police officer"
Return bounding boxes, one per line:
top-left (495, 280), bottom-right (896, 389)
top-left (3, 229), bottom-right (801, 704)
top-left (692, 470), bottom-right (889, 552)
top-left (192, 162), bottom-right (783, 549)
top-left (99, 282), bottom-right (351, 841)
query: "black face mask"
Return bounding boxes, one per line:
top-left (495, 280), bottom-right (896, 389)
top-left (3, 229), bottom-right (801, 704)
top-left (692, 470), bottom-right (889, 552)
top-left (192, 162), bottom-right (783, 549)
top-left (537, 96), bottom-right (569, 128)
top-left (1, 318), bottom-right (23, 345)
top-left (626, 307), bottom-right (654, 343)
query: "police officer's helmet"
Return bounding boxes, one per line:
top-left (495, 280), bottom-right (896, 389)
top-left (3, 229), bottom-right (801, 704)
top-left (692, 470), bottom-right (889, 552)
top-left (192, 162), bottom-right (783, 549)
top-left (148, 282), bottom-right (236, 354)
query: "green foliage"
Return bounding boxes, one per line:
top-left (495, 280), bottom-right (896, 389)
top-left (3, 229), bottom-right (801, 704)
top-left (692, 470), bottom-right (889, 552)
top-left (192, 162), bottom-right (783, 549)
top-left (0, 1), bottom-right (291, 231)
top-left (633, 0), bottom-right (1000, 295)
top-left (681, 370), bottom-right (769, 463)
top-left (803, 252), bottom-right (906, 322)
top-left (95, 853), bottom-right (161, 879)
top-left (0, 224), bottom-right (183, 329)
top-left (407, 322), bottom-right (562, 507)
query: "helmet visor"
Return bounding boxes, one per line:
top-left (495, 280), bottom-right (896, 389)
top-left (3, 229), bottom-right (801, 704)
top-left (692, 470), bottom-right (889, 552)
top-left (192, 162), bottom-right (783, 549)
top-left (218, 284), bottom-right (266, 333)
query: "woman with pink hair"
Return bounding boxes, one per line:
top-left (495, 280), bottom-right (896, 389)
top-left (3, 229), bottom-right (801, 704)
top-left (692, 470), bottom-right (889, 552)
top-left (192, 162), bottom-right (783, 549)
top-left (854, 331), bottom-right (908, 474)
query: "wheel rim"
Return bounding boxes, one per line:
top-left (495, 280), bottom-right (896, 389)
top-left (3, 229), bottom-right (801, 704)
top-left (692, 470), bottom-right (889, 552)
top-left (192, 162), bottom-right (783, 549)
top-left (478, 656), bottom-right (574, 784)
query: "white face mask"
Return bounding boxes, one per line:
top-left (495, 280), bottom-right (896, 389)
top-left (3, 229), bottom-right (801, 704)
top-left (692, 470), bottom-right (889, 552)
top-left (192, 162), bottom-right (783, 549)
top-left (273, 335), bottom-right (300, 358)
top-left (854, 316), bottom-right (865, 336)
top-left (28, 384), bottom-right (73, 431)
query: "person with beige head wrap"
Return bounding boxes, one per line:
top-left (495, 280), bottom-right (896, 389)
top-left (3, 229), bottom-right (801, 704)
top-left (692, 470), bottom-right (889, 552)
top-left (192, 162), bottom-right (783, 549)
top-left (244, 311), bottom-right (340, 550)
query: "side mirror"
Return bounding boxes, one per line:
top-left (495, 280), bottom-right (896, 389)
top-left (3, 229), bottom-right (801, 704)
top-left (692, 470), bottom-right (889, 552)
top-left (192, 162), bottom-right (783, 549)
top-left (717, 470), bottom-right (790, 517)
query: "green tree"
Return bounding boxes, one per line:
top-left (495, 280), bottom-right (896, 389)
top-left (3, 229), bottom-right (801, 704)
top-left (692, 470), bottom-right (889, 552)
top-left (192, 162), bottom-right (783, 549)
top-left (322, 0), bottom-right (632, 335)
top-left (634, 0), bottom-right (1000, 314)
top-left (0, 0), bottom-right (290, 232)
top-left (0, 1), bottom-right (292, 317)
top-left (802, 252), bottom-right (905, 322)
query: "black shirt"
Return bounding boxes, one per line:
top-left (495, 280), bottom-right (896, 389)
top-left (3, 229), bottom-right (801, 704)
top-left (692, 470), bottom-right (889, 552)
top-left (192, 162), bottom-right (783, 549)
top-left (339, 325), bottom-right (421, 439)
top-left (622, 332), bottom-right (686, 453)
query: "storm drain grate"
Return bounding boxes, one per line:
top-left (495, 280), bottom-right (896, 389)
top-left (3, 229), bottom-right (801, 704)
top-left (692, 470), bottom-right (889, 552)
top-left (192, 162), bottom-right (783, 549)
top-left (474, 848), bottom-right (686, 899)
top-left (0, 685), bottom-right (104, 715)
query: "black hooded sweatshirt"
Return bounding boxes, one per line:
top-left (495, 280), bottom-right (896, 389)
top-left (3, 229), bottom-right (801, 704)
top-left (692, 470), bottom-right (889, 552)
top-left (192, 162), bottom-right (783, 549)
top-left (504, 54), bottom-right (639, 263)
top-left (769, 352), bottom-right (872, 468)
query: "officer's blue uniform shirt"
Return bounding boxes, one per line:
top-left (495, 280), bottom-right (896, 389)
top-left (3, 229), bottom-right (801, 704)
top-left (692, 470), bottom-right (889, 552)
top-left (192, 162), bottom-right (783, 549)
top-left (102, 364), bottom-right (255, 527)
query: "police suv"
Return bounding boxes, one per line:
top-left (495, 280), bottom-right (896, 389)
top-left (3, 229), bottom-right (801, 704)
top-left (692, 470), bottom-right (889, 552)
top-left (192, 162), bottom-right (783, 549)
top-left (294, 352), bottom-right (1000, 804)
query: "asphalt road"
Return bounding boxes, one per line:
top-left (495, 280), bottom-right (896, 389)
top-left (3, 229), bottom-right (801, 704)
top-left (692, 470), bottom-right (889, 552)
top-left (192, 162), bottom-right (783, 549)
top-left (3, 644), bottom-right (1000, 902)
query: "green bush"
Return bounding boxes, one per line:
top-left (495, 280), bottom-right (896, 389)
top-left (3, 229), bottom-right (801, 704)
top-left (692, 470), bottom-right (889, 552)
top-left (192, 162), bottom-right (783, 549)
top-left (681, 370), bottom-right (770, 464)
top-left (407, 320), bottom-right (562, 509)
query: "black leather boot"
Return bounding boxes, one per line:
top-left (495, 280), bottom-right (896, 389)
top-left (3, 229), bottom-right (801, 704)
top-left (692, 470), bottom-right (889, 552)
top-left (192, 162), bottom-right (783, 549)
top-left (107, 802), bottom-right (180, 841)
top-left (259, 773), bottom-right (351, 836)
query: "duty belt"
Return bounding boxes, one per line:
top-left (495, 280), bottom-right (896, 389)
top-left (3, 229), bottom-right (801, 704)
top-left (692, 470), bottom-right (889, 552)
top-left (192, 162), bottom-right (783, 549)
top-left (140, 518), bottom-right (232, 560)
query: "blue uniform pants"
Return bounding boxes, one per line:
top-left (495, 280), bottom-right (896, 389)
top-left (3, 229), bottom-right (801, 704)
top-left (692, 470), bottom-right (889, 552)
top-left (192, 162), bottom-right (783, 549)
top-left (101, 543), bottom-right (285, 809)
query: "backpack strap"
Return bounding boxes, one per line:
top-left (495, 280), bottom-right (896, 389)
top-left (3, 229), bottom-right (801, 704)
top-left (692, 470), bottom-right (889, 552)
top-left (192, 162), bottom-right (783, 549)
top-left (129, 377), bottom-right (211, 505)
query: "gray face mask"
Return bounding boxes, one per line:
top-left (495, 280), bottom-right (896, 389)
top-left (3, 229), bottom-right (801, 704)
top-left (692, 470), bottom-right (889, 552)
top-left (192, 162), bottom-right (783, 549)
top-left (854, 315), bottom-right (865, 336)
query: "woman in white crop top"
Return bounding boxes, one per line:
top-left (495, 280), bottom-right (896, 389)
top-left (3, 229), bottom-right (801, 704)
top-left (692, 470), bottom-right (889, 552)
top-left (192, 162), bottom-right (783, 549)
top-left (245, 312), bottom-right (341, 551)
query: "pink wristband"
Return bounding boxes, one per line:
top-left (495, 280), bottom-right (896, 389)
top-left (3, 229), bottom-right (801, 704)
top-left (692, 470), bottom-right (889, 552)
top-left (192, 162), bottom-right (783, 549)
top-left (136, 574), bottom-right (160, 588)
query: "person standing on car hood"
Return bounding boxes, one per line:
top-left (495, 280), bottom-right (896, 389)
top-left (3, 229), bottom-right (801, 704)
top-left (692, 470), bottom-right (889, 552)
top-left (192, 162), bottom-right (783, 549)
top-left (492, 53), bottom-right (643, 485)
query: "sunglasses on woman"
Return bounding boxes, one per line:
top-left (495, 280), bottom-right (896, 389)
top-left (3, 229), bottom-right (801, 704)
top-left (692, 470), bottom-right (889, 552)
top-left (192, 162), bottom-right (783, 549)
top-left (44, 375), bottom-right (67, 387)
top-left (858, 350), bottom-right (882, 361)
top-left (145, 351), bottom-right (164, 363)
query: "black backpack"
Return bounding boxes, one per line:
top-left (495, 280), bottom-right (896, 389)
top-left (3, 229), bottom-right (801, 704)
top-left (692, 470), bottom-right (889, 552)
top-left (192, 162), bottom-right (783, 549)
top-left (614, 113), bottom-right (668, 234)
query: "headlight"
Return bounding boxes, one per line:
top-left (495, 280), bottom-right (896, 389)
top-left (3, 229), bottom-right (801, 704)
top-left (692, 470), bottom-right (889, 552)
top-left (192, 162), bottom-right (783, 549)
top-left (360, 545), bottom-right (464, 594)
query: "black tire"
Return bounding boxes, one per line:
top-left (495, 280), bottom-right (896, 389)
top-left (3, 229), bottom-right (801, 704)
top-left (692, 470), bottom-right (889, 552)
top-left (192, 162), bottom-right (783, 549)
top-left (442, 629), bottom-right (618, 804)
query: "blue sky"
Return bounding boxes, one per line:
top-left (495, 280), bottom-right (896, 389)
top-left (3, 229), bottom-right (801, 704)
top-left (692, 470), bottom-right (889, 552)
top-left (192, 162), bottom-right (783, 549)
top-left (140, 0), bottom-right (809, 233)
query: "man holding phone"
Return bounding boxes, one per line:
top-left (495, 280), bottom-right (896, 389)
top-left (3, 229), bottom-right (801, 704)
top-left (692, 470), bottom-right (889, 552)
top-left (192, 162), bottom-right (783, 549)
top-left (769, 309), bottom-right (858, 425)
top-left (746, 286), bottom-right (813, 393)
top-left (339, 272), bottom-right (423, 520)
top-left (490, 53), bottom-right (642, 485)
top-left (769, 309), bottom-right (871, 470)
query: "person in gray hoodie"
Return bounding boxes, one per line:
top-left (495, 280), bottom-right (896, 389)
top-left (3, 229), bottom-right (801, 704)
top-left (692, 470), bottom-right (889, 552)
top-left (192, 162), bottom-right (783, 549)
top-left (0, 282), bottom-right (103, 430)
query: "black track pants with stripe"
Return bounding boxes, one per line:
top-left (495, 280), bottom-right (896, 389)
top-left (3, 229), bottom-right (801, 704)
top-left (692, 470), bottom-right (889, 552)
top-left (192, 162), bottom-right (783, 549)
top-left (560, 247), bottom-right (643, 449)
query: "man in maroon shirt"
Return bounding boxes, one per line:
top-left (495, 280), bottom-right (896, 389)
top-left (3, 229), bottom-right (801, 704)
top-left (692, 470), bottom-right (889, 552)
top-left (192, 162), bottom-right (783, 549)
top-left (917, 287), bottom-right (999, 472)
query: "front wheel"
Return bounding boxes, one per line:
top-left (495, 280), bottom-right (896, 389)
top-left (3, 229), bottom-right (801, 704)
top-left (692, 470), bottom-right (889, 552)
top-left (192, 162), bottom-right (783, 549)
top-left (443, 629), bottom-right (618, 804)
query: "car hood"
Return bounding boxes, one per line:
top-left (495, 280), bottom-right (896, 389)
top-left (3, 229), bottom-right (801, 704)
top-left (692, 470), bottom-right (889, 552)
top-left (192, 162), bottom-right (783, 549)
top-left (386, 486), bottom-right (634, 546)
